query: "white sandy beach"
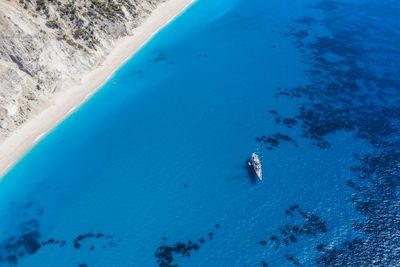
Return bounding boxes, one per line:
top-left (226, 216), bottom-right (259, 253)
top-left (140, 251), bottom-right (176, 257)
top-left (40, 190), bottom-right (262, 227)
top-left (0, 0), bottom-right (196, 178)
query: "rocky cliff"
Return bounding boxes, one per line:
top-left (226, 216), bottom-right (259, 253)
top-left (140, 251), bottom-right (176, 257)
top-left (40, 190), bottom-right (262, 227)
top-left (0, 0), bottom-right (163, 141)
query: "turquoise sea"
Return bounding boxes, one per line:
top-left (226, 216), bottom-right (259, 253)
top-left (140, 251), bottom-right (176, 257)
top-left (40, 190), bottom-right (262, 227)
top-left (1, 0), bottom-right (400, 266)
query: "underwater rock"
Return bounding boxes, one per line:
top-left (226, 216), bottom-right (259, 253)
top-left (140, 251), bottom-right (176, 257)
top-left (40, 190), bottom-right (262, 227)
top-left (259, 241), bottom-right (267, 246)
top-left (74, 240), bottom-right (81, 249)
top-left (22, 232), bottom-right (41, 254)
top-left (6, 255), bottom-right (17, 265)
top-left (154, 56), bottom-right (166, 62)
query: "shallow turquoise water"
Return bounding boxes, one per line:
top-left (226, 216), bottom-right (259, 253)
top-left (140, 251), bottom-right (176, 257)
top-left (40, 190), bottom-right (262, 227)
top-left (1, 0), bottom-right (400, 266)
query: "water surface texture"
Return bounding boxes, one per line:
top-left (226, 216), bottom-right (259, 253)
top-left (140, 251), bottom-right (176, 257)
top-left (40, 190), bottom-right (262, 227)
top-left (1, 0), bottom-right (400, 266)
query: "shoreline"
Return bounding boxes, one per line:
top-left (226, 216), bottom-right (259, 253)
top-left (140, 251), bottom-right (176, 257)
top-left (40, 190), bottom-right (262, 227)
top-left (0, 0), bottom-right (196, 178)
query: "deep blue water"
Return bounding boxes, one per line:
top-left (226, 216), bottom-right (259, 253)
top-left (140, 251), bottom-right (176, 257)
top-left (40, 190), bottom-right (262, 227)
top-left (1, 0), bottom-right (400, 266)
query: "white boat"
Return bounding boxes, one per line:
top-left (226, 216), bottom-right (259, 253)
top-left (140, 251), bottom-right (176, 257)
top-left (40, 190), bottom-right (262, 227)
top-left (249, 153), bottom-right (262, 180)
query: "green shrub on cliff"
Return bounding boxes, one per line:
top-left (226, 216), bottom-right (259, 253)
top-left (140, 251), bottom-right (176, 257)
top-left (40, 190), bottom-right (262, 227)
top-left (36, 0), bottom-right (46, 11)
top-left (46, 19), bottom-right (59, 29)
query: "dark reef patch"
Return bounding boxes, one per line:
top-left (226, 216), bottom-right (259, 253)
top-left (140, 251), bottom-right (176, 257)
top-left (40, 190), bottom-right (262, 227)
top-left (285, 254), bottom-right (302, 266)
top-left (73, 233), bottom-right (113, 250)
top-left (154, 52), bottom-right (167, 62)
top-left (256, 132), bottom-right (298, 150)
top-left (277, 0), bottom-right (400, 150)
top-left (316, 149), bottom-right (400, 265)
top-left (264, 205), bottom-right (326, 251)
top-left (41, 238), bottom-right (66, 247)
top-left (268, 0), bottom-right (400, 265)
top-left (261, 205), bottom-right (326, 265)
top-left (22, 231), bottom-right (41, 254)
top-left (0, 200), bottom-right (115, 265)
top-left (269, 110), bottom-right (299, 129)
top-left (155, 241), bottom-right (201, 266)
top-left (155, 226), bottom-right (219, 267)
top-left (0, 201), bottom-right (42, 266)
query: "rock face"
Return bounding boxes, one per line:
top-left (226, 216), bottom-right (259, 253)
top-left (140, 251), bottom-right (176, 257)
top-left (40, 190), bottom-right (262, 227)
top-left (0, 0), bottom-right (162, 141)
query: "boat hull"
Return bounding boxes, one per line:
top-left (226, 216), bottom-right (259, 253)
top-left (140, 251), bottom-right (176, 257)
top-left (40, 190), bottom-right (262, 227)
top-left (254, 168), bottom-right (262, 180)
top-left (251, 153), bottom-right (262, 180)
